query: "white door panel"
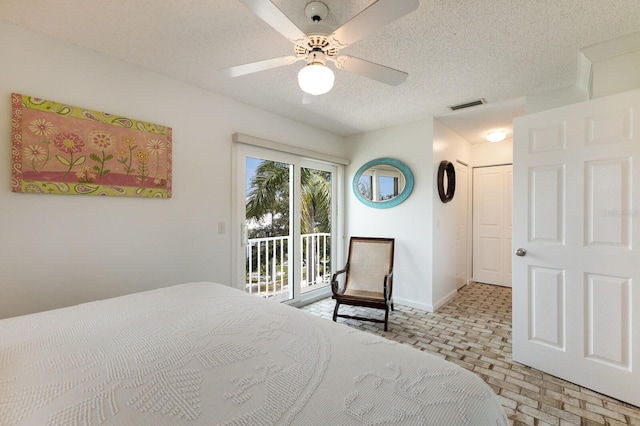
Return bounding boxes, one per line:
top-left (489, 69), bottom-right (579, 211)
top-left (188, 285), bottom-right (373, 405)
top-left (529, 165), bottom-right (565, 243)
top-left (473, 165), bottom-right (512, 287)
top-left (513, 89), bottom-right (640, 407)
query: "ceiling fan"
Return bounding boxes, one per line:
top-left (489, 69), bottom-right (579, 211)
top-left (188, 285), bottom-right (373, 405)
top-left (219, 0), bottom-right (419, 97)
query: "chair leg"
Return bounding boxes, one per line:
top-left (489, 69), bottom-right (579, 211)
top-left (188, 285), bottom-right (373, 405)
top-left (384, 306), bottom-right (389, 331)
top-left (333, 302), bottom-right (340, 322)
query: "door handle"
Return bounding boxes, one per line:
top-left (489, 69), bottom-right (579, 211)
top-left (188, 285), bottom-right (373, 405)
top-left (241, 224), bottom-right (248, 246)
top-left (515, 248), bottom-right (527, 257)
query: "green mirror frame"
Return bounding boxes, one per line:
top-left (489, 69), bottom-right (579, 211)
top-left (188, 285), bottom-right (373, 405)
top-left (352, 157), bottom-right (414, 209)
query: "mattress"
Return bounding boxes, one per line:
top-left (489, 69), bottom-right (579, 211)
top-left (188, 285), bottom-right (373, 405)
top-left (0, 282), bottom-right (508, 425)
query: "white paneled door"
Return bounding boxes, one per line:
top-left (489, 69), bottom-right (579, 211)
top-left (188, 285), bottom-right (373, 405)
top-left (513, 89), bottom-right (640, 406)
top-left (472, 164), bottom-right (513, 287)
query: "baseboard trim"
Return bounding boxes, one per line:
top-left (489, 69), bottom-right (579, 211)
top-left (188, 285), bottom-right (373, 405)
top-left (432, 288), bottom-right (459, 311)
top-left (325, 288), bottom-right (461, 315)
top-left (393, 297), bottom-right (434, 313)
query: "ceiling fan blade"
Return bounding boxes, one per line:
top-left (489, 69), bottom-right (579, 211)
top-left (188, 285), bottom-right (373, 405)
top-left (219, 56), bottom-right (297, 78)
top-left (335, 56), bottom-right (408, 86)
top-left (239, 0), bottom-right (306, 42)
top-left (331, 0), bottom-right (419, 47)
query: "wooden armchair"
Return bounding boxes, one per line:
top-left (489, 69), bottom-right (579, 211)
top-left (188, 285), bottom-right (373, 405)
top-left (331, 237), bottom-right (395, 331)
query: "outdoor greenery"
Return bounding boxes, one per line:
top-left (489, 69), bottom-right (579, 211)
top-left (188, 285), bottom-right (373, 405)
top-left (245, 160), bottom-right (331, 238)
top-left (245, 160), bottom-right (332, 291)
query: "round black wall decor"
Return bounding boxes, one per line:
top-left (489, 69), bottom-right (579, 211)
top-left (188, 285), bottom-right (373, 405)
top-left (437, 160), bottom-right (456, 203)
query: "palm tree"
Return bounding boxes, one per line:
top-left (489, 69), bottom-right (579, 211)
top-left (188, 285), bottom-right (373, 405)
top-left (300, 169), bottom-right (331, 234)
top-left (246, 160), bottom-right (332, 287)
top-left (246, 160), bottom-right (290, 237)
top-left (246, 161), bottom-right (331, 235)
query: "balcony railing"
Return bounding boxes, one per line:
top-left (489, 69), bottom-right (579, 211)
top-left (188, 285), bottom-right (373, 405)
top-left (245, 232), bottom-right (331, 297)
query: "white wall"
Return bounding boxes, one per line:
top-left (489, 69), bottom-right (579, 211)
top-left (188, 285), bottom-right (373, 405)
top-left (0, 21), bottom-right (345, 319)
top-left (471, 139), bottom-right (514, 167)
top-left (432, 120), bottom-right (472, 308)
top-left (344, 119), bottom-right (477, 311)
top-left (582, 31), bottom-right (640, 99)
top-left (525, 85), bottom-right (589, 115)
top-left (591, 51), bottom-right (640, 99)
top-left (344, 120), bottom-right (434, 311)
top-left (526, 34), bottom-right (640, 115)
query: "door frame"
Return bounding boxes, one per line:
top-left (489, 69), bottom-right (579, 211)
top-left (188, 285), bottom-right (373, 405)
top-left (454, 160), bottom-right (470, 289)
top-left (235, 144), bottom-right (300, 301)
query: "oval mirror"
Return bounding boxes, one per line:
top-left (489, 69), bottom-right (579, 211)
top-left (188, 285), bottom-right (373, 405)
top-left (353, 158), bottom-right (414, 208)
top-left (437, 160), bottom-right (456, 203)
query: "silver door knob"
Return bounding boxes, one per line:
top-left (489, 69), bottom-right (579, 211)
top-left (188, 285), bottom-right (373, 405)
top-left (515, 248), bottom-right (527, 257)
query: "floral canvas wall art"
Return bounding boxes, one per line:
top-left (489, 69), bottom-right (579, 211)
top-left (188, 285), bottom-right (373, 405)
top-left (11, 93), bottom-right (172, 198)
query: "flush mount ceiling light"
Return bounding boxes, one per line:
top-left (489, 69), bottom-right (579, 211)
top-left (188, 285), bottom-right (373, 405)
top-left (298, 51), bottom-right (335, 95)
top-left (486, 130), bottom-right (507, 143)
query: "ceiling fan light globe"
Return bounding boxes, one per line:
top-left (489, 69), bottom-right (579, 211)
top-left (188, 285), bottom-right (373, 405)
top-left (305, 1), bottom-right (329, 22)
top-left (298, 64), bottom-right (334, 95)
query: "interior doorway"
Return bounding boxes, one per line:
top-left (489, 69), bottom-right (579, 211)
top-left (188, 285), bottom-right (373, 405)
top-left (472, 164), bottom-right (513, 287)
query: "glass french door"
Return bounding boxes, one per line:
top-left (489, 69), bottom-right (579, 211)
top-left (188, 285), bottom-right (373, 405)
top-left (300, 160), bottom-right (334, 295)
top-left (235, 145), bottom-right (336, 304)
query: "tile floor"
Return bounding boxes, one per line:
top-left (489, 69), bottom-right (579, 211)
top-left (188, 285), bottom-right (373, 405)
top-left (300, 282), bottom-right (640, 425)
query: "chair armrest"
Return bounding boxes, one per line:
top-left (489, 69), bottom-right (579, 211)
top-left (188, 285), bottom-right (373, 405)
top-left (331, 266), bottom-right (348, 295)
top-left (384, 270), bottom-right (394, 301)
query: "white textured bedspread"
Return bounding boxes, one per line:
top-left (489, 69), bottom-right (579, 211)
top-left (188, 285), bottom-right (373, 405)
top-left (0, 282), bottom-right (508, 425)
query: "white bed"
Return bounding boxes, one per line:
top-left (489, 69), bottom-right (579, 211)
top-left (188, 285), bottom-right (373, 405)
top-left (0, 282), bottom-right (508, 425)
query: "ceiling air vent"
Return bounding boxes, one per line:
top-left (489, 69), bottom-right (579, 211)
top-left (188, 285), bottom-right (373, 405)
top-left (448, 98), bottom-right (486, 111)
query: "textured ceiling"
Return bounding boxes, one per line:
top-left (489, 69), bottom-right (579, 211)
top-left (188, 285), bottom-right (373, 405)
top-left (2, 1), bottom-right (640, 141)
